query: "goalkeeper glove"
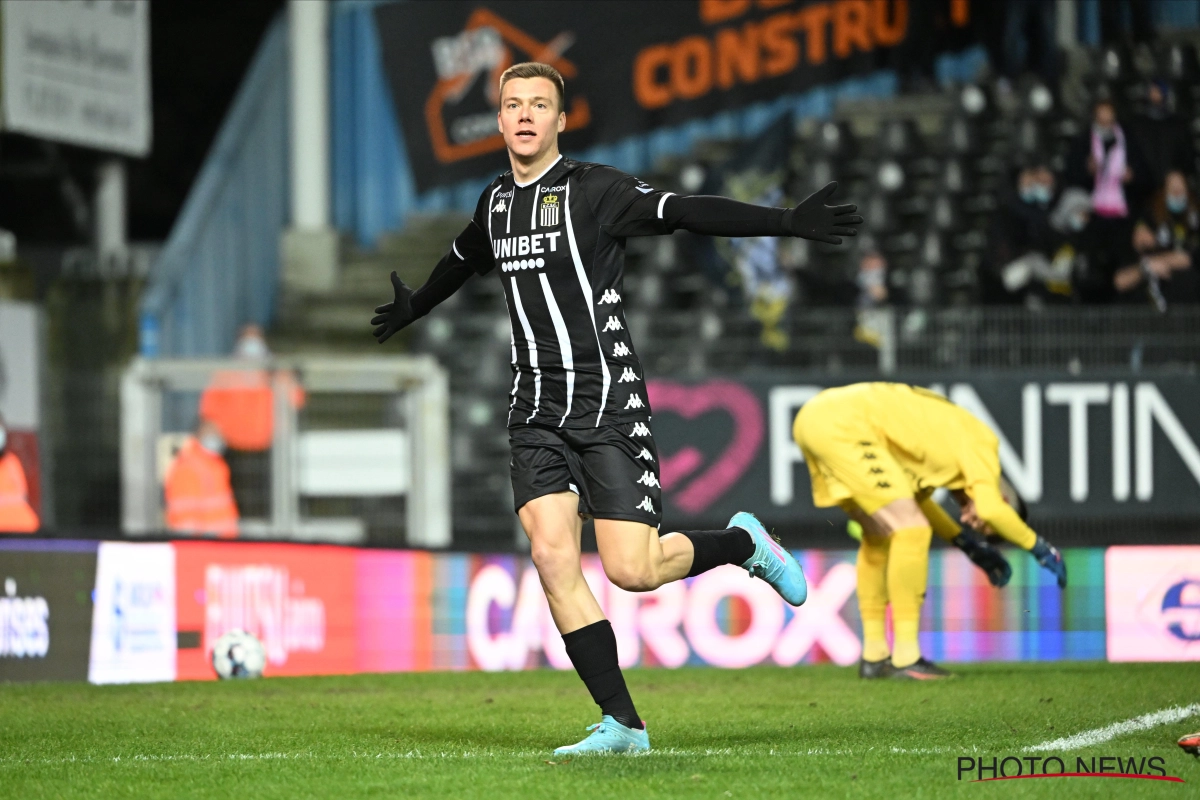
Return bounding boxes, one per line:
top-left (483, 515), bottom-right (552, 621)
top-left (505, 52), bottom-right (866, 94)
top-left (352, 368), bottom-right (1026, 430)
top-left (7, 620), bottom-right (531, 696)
top-left (371, 271), bottom-right (416, 344)
top-left (952, 529), bottom-right (1012, 588)
top-left (1030, 535), bottom-right (1068, 588)
top-left (782, 181), bottom-right (864, 245)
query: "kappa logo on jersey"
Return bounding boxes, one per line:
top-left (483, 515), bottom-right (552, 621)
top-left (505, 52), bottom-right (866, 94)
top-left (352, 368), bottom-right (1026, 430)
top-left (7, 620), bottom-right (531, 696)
top-left (601, 316), bottom-right (623, 332)
top-left (492, 199), bottom-right (507, 213)
top-left (637, 447), bottom-right (654, 461)
top-left (613, 342), bottom-right (631, 357)
top-left (618, 367), bottom-right (639, 383)
top-left (637, 471), bottom-right (660, 488)
top-left (539, 193), bottom-right (560, 227)
top-left (630, 422), bottom-right (651, 437)
top-left (598, 289), bottom-right (621, 305)
top-left (636, 496), bottom-right (656, 513)
top-left (624, 393), bottom-right (644, 410)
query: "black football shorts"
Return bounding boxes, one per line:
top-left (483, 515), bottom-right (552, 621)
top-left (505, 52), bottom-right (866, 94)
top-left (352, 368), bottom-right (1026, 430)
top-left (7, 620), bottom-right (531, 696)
top-left (509, 421), bottom-right (662, 527)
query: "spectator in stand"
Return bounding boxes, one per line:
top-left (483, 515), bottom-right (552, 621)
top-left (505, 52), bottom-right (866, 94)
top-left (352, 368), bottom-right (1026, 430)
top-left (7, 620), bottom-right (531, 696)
top-left (198, 323), bottom-right (304, 518)
top-left (164, 420), bottom-right (239, 537)
top-left (1128, 80), bottom-right (1195, 203)
top-left (986, 162), bottom-right (1057, 303)
top-left (1111, 171), bottom-right (1200, 308)
top-left (0, 413), bottom-right (38, 533)
top-left (855, 248), bottom-right (889, 310)
top-left (1066, 99), bottom-right (1143, 272)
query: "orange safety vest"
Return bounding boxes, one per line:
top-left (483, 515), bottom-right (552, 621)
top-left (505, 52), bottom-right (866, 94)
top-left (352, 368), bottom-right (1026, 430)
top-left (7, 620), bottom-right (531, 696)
top-left (164, 437), bottom-right (239, 538)
top-left (198, 369), bottom-right (305, 452)
top-left (0, 451), bottom-right (39, 533)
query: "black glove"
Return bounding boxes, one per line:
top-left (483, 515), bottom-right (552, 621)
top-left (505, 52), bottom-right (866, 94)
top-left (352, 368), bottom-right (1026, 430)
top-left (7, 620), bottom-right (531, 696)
top-left (952, 530), bottom-right (1013, 588)
top-left (782, 181), bottom-right (864, 244)
top-left (371, 271), bottom-right (416, 344)
top-left (1030, 535), bottom-right (1068, 589)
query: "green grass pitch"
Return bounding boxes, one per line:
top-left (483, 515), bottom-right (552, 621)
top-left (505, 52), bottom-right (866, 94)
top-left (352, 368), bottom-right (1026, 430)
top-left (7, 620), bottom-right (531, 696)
top-left (2, 662), bottom-right (1197, 798)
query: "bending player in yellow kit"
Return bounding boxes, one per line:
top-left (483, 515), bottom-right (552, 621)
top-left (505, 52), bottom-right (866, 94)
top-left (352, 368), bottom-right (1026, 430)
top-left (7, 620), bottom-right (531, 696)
top-left (793, 383), bottom-right (1068, 679)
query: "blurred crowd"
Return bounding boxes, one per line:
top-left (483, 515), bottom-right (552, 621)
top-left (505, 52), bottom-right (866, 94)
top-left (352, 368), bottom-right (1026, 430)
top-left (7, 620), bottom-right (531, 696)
top-left (986, 83), bottom-right (1198, 309)
top-left (643, 31), bottom-right (1200, 354)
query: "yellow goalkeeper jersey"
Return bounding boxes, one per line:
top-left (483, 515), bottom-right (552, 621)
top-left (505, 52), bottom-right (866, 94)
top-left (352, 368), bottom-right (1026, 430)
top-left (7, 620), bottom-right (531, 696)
top-left (793, 382), bottom-right (1036, 549)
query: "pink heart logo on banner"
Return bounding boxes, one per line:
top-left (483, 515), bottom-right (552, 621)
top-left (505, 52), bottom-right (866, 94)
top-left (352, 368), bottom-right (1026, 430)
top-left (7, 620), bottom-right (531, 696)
top-left (646, 380), bottom-right (764, 514)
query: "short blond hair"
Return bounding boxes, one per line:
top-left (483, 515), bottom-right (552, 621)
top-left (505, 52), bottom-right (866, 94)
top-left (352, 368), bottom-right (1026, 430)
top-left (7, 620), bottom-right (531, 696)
top-left (499, 62), bottom-right (565, 111)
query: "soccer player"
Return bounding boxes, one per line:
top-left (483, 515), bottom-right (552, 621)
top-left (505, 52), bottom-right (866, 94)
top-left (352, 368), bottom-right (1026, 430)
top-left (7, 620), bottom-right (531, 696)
top-left (372, 62), bottom-right (861, 754)
top-left (792, 383), bottom-right (1068, 680)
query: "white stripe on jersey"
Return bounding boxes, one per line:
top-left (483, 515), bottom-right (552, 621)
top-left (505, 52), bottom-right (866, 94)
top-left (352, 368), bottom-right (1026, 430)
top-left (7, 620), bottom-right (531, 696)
top-left (530, 185), bottom-right (540, 231)
top-left (507, 313), bottom-right (520, 425)
top-left (657, 192), bottom-right (675, 219)
top-left (539, 272), bottom-right (575, 427)
top-left (564, 180), bottom-right (612, 426)
top-left (506, 188), bottom-right (515, 234)
top-left (452, 240), bottom-right (463, 260)
top-left (510, 277), bottom-right (541, 423)
top-left (486, 185), bottom-right (501, 244)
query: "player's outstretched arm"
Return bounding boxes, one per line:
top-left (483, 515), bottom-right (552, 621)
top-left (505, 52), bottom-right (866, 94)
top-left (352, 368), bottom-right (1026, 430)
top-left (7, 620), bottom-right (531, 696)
top-left (372, 219), bottom-right (493, 344)
top-left (664, 181), bottom-right (863, 243)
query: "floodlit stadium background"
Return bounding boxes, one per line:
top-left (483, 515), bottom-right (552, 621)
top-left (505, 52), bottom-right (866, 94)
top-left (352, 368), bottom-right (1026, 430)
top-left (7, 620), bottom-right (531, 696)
top-left (1, 0), bottom-right (1198, 684)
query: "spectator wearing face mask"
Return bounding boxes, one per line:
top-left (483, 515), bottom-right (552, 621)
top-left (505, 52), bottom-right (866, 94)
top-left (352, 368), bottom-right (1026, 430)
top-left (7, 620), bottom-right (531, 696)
top-left (0, 414), bottom-right (39, 533)
top-left (985, 163), bottom-right (1057, 303)
top-left (1111, 171), bottom-right (1200, 309)
top-left (164, 420), bottom-right (239, 537)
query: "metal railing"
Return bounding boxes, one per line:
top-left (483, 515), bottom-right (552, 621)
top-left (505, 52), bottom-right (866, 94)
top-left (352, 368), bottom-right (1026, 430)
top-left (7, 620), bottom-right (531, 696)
top-left (138, 16), bottom-right (288, 358)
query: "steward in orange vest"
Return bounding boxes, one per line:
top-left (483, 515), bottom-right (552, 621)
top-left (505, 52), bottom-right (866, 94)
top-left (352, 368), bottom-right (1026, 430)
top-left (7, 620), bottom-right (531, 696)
top-left (197, 325), bottom-right (304, 452)
top-left (0, 422), bottom-right (39, 533)
top-left (164, 423), bottom-right (239, 538)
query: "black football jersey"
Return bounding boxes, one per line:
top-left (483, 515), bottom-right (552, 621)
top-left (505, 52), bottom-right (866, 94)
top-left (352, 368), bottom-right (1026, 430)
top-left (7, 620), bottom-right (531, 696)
top-left (448, 156), bottom-right (675, 429)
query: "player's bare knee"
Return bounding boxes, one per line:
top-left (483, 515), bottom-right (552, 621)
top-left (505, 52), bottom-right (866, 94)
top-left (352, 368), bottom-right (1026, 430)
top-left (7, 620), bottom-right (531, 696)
top-left (604, 561), bottom-right (657, 593)
top-left (530, 538), bottom-right (577, 582)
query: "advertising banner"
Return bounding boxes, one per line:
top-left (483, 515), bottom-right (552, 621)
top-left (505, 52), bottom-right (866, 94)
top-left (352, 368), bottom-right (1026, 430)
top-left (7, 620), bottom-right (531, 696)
top-left (88, 542), bottom-right (176, 684)
top-left (0, 538), bottom-right (1119, 681)
top-left (1106, 546), bottom-right (1200, 662)
top-left (374, 0), bottom-right (973, 190)
top-left (459, 547), bottom-right (1104, 671)
top-left (1, 0), bottom-right (152, 156)
top-left (0, 540), bottom-right (97, 681)
top-left (173, 541), bottom-right (356, 680)
top-left (642, 374), bottom-right (1200, 531)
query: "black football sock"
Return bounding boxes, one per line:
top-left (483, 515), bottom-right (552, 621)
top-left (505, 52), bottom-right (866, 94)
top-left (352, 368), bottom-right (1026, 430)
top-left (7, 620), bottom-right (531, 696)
top-left (562, 620), bottom-right (643, 730)
top-left (682, 528), bottom-right (756, 577)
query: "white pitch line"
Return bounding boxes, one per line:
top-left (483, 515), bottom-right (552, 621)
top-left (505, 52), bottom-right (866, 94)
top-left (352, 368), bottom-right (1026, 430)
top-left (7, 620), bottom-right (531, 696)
top-left (1024, 703), bottom-right (1200, 753)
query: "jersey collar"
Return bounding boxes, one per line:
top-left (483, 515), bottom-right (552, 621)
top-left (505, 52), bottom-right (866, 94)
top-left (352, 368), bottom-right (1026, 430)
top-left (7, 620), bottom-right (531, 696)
top-left (512, 154), bottom-right (563, 189)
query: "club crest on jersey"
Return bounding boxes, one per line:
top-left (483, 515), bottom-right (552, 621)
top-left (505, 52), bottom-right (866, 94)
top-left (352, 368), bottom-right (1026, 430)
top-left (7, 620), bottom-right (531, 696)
top-left (539, 193), bottom-right (560, 227)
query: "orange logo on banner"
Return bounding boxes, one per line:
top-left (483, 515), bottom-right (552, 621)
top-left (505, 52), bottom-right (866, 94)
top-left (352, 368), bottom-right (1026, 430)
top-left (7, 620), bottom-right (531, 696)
top-left (174, 542), bottom-right (356, 680)
top-left (425, 7), bottom-right (592, 164)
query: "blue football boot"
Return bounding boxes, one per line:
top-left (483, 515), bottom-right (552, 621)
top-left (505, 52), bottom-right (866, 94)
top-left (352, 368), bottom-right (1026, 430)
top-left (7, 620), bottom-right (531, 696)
top-left (553, 716), bottom-right (650, 756)
top-left (730, 511), bottom-right (808, 606)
